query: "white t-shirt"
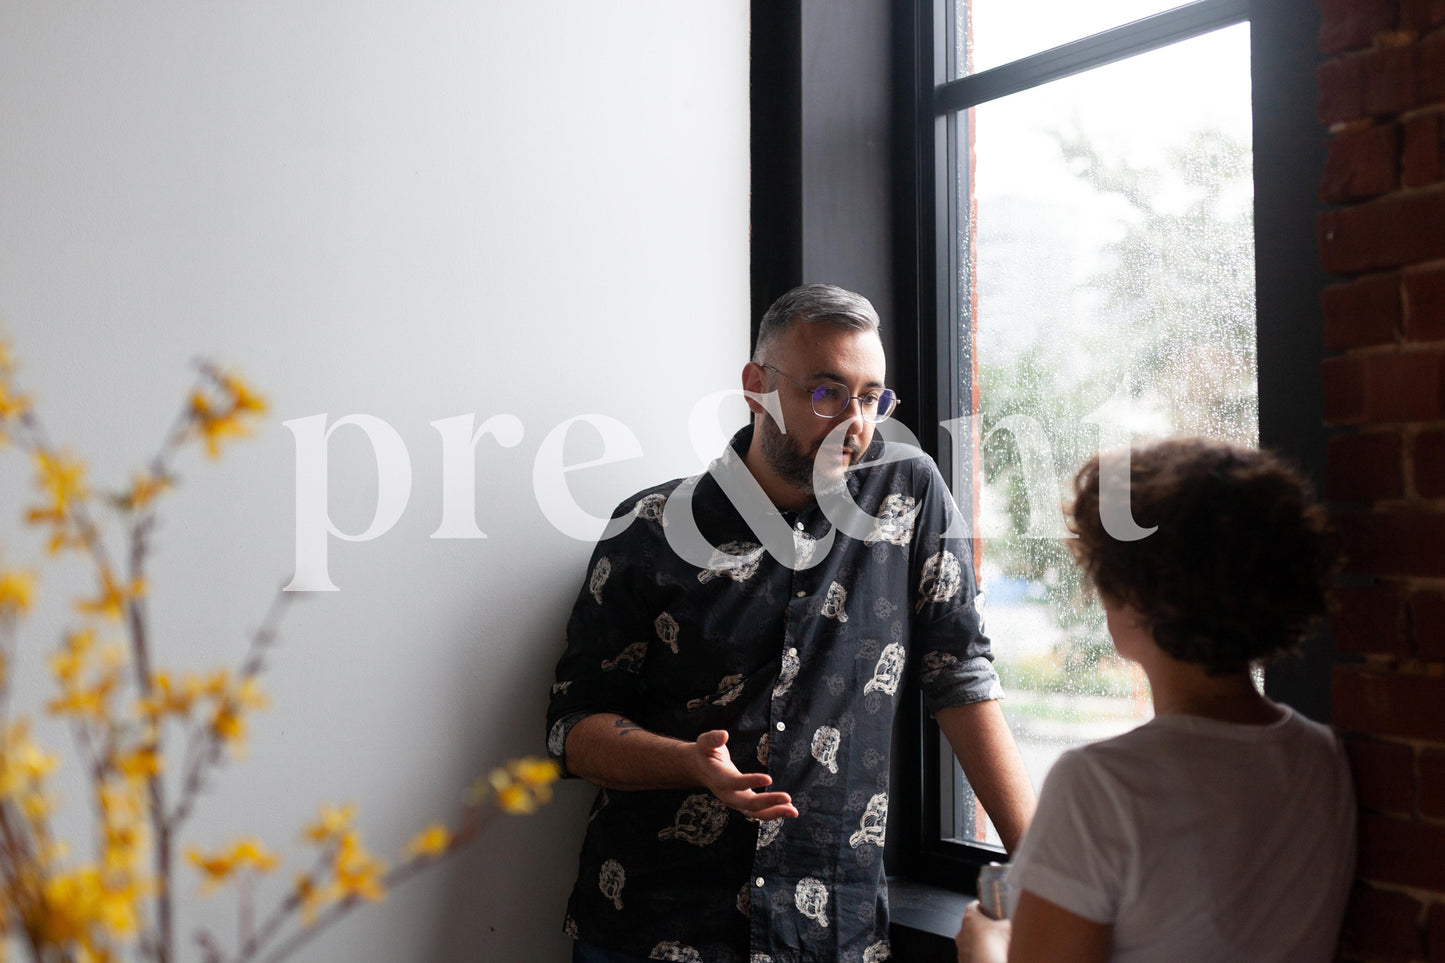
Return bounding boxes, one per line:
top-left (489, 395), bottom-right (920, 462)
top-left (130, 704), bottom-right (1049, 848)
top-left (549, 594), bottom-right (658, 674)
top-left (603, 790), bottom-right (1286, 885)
top-left (1005, 706), bottom-right (1356, 962)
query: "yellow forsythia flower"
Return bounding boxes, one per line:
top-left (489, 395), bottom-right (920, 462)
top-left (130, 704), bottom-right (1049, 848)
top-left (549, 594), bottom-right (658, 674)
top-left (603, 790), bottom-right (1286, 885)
top-left (186, 370), bottom-right (267, 458)
top-left (97, 779), bottom-right (145, 821)
top-left (403, 823), bottom-right (451, 860)
top-left (94, 879), bottom-right (146, 938)
top-left (32, 862), bottom-right (146, 949)
top-left (0, 721), bottom-right (59, 797)
top-left (0, 567), bottom-right (36, 617)
top-left (220, 371), bottom-right (268, 414)
top-left (137, 670), bottom-right (201, 719)
top-left (114, 746), bottom-right (161, 781)
top-left (331, 832), bottom-right (386, 903)
top-left (37, 866), bottom-right (106, 945)
top-left (47, 643), bottom-right (124, 721)
top-left (192, 411), bottom-right (249, 459)
top-left (493, 781), bottom-right (536, 815)
top-left (98, 779), bottom-right (149, 875)
top-left (0, 379), bottom-right (29, 421)
top-left (482, 756), bottom-right (561, 814)
top-left (304, 803), bottom-right (357, 844)
top-left (47, 685), bottom-right (109, 720)
top-left (205, 673), bottom-right (268, 746)
top-left (186, 848), bottom-right (236, 892)
top-left (119, 470), bottom-right (170, 512)
top-left (74, 570), bottom-right (145, 622)
top-left (31, 448), bottom-right (88, 514)
top-left (509, 756), bottom-right (561, 793)
top-left (49, 628), bottom-right (95, 685)
top-left (230, 838), bottom-right (281, 872)
top-left (186, 837), bottom-right (280, 892)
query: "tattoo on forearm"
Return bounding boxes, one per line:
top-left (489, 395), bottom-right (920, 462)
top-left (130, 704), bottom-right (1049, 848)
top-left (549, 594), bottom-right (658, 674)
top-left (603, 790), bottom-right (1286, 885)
top-left (614, 717), bottom-right (644, 737)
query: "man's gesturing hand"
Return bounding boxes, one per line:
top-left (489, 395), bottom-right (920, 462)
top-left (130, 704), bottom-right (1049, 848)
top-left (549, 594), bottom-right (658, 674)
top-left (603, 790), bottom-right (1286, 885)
top-left (693, 730), bottom-right (799, 820)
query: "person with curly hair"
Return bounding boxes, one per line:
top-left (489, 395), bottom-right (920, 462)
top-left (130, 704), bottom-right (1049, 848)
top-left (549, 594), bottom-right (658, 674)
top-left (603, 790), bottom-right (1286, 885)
top-left (956, 437), bottom-right (1356, 963)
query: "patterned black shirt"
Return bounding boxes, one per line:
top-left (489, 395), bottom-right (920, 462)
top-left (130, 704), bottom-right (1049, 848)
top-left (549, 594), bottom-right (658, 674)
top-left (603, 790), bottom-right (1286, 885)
top-left (546, 425), bottom-right (1001, 963)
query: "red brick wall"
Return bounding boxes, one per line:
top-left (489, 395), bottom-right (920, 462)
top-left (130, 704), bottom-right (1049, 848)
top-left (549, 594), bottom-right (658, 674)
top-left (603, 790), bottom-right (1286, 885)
top-left (1318, 2), bottom-right (1445, 959)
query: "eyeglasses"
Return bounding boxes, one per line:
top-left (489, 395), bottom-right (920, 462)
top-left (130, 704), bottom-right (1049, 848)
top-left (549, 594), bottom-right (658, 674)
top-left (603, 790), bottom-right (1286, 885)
top-left (759, 364), bottom-right (900, 424)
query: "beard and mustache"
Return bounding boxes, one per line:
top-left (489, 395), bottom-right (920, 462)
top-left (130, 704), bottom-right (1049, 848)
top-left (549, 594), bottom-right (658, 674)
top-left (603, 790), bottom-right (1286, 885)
top-left (755, 415), bottom-right (862, 498)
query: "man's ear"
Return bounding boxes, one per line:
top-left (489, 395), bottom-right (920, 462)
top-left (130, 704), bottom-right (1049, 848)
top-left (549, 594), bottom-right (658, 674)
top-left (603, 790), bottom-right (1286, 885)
top-left (741, 361), bottom-right (767, 415)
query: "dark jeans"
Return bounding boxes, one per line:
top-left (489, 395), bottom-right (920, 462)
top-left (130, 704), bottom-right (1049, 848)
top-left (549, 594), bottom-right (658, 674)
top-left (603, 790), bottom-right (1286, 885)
top-left (572, 940), bottom-right (652, 963)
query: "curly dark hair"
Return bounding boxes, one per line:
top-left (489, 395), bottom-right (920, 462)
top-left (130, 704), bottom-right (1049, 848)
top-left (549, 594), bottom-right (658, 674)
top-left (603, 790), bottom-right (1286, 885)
top-left (1067, 437), bottom-right (1338, 676)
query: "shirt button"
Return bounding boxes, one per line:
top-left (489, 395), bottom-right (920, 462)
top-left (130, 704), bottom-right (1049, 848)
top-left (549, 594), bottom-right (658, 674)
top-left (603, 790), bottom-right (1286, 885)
top-left (775, 721), bottom-right (786, 732)
top-left (795, 521), bottom-right (805, 532)
top-left (755, 877), bottom-right (765, 887)
top-left (796, 591), bottom-right (806, 598)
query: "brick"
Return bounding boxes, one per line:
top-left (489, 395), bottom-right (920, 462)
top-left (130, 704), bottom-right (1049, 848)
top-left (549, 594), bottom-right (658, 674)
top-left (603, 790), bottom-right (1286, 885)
top-left (1323, 121), bottom-right (1401, 202)
top-left (1364, 350), bottom-right (1445, 421)
top-left (1334, 666), bottom-right (1445, 740)
top-left (1368, 351), bottom-right (1445, 421)
top-left (1341, 884), bottom-right (1426, 961)
top-left (1321, 350), bottom-right (1445, 423)
top-left (1414, 588), bottom-right (1445, 658)
top-left (1337, 510), bottom-right (1445, 577)
top-left (1410, 589), bottom-right (1445, 656)
top-left (1324, 274), bottom-right (1402, 350)
top-left (1323, 355), bottom-right (1370, 424)
top-left (1403, 0), bottom-right (1445, 31)
top-left (1404, 264), bottom-right (1445, 342)
top-left (1319, 190), bottom-right (1445, 274)
top-left (1423, 748), bottom-right (1445, 819)
top-left (1432, 902), bottom-right (1445, 961)
top-left (1425, 34), bottom-right (1445, 105)
top-left (1332, 581), bottom-right (1409, 655)
top-left (1364, 44), bottom-right (1422, 116)
top-left (1418, 430), bottom-right (1445, 500)
top-left (1328, 431), bottom-right (1406, 501)
top-left (1320, 0), bottom-right (1399, 56)
top-left (1347, 738), bottom-right (1416, 813)
top-left (1403, 111), bottom-right (1444, 188)
top-left (1321, 55), bottom-right (1367, 125)
top-left (1356, 813), bottom-right (1445, 889)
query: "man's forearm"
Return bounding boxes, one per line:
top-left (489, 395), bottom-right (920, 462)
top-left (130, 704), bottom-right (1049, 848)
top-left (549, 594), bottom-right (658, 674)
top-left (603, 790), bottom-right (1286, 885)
top-left (938, 700), bottom-right (1037, 852)
top-left (564, 713), bottom-right (799, 820)
top-left (564, 712), bottom-right (704, 790)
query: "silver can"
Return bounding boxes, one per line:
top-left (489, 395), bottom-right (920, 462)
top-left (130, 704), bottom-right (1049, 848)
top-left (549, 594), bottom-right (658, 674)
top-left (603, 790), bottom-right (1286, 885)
top-left (977, 861), bottom-right (1011, 919)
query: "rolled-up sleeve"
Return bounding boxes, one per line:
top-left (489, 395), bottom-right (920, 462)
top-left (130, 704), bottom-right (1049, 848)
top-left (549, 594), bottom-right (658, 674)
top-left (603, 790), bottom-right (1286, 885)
top-left (545, 504), bottom-right (657, 776)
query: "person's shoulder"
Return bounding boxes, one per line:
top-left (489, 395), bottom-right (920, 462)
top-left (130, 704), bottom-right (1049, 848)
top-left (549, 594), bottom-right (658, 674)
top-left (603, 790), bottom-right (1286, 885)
top-left (601, 469), bottom-right (707, 520)
top-left (1276, 704), bottom-right (1332, 736)
top-left (1032, 742), bottom-right (1125, 813)
top-left (1037, 728), bottom-right (1182, 818)
top-left (1275, 706), bottom-right (1349, 758)
top-left (1051, 723), bottom-right (1167, 781)
top-left (579, 477), bottom-right (692, 554)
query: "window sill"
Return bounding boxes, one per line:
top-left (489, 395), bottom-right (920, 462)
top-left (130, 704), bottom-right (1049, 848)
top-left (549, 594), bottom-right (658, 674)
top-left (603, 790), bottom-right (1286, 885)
top-left (887, 876), bottom-right (972, 962)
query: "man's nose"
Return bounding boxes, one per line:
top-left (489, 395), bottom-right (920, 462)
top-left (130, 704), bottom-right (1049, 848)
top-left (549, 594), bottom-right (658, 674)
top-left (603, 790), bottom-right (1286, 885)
top-left (836, 396), bottom-right (867, 434)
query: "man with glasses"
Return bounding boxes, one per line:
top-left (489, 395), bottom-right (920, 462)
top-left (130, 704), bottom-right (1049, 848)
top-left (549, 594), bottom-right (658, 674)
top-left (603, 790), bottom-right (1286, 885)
top-left (547, 284), bottom-right (1035, 963)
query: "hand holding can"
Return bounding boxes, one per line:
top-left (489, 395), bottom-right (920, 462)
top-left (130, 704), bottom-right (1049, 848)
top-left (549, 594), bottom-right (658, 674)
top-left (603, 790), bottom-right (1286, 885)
top-left (977, 861), bottom-right (1011, 920)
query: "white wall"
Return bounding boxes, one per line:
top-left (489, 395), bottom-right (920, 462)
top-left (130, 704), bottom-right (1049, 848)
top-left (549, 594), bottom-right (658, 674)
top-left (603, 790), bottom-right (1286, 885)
top-left (0, 3), bottom-right (749, 960)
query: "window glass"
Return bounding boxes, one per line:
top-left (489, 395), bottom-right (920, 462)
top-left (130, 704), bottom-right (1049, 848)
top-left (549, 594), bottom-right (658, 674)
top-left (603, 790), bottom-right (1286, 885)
top-left (954, 0), bottom-right (1197, 76)
top-left (946, 23), bottom-right (1254, 848)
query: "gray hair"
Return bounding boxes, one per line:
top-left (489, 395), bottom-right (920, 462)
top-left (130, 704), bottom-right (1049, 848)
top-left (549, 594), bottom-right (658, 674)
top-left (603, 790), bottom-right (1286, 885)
top-left (752, 283), bottom-right (881, 363)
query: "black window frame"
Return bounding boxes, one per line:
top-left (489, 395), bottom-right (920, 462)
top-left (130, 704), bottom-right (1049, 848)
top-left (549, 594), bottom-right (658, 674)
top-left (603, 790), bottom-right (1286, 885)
top-left (890, 0), bottom-right (1332, 889)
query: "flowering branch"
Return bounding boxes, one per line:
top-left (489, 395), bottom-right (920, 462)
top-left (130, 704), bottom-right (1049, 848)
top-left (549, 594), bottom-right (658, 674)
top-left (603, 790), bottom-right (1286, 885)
top-left (166, 589), bottom-right (294, 836)
top-left (0, 335), bottom-right (559, 963)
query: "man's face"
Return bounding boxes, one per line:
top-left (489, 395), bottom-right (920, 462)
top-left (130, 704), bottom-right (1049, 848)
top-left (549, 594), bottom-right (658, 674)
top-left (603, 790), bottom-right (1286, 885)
top-left (749, 322), bottom-right (887, 499)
